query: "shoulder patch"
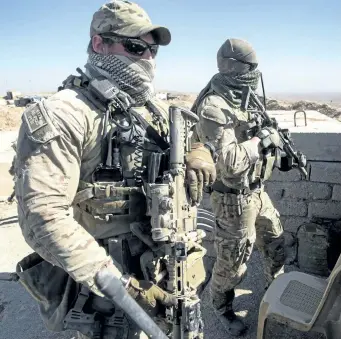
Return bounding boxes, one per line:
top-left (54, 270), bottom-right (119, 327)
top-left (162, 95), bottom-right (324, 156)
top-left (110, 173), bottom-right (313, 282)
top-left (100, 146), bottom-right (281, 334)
top-left (22, 102), bottom-right (60, 144)
top-left (23, 103), bottom-right (47, 133)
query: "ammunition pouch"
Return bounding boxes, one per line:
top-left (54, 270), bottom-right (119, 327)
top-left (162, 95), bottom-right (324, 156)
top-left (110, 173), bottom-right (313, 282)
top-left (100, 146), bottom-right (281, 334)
top-left (73, 181), bottom-right (148, 240)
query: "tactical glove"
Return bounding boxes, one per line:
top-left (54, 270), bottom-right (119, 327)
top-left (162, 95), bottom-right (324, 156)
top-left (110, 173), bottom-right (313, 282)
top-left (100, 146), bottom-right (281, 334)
top-left (123, 276), bottom-right (177, 316)
top-left (186, 142), bottom-right (217, 205)
top-left (257, 127), bottom-right (281, 149)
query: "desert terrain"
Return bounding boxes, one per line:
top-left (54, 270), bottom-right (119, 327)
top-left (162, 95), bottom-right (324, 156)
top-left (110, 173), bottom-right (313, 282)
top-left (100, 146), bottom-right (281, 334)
top-left (1, 91), bottom-right (341, 131)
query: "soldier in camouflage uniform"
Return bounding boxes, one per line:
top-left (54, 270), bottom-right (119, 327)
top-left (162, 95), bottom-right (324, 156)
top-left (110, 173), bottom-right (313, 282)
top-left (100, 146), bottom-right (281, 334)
top-left (14, 1), bottom-right (216, 338)
top-left (191, 38), bottom-right (286, 336)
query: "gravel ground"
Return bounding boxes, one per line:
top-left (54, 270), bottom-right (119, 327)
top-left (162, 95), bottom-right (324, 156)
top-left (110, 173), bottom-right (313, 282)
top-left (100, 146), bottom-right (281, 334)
top-left (0, 202), bottom-right (326, 339)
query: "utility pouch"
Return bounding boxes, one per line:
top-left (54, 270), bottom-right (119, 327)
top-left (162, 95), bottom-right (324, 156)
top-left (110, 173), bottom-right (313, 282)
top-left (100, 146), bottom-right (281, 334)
top-left (223, 194), bottom-right (244, 217)
top-left (16, 252), bottom-right (79, 331)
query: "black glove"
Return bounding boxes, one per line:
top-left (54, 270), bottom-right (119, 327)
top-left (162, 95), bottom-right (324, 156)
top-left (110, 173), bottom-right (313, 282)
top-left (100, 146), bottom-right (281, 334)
top-left (257, 127), bottom-right (281, 149)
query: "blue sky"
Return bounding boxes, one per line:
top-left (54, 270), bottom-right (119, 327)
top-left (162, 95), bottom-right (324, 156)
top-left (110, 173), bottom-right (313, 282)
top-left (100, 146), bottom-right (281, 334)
top-left (1, 0), bottom-right (340, 95)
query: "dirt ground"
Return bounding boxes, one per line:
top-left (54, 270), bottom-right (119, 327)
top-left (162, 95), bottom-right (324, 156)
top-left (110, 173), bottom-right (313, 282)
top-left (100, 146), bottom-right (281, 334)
top-left (0, 106), bottom-right (24, 131)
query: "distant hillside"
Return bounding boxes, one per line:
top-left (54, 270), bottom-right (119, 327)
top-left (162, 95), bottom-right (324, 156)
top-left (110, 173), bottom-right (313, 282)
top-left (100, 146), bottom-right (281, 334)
top-left (267, 92), bottom-right (341, 108)
top-left (264, 98), bottom-right (341, 121)
top-left (165, 92), bottom-right (341, 122)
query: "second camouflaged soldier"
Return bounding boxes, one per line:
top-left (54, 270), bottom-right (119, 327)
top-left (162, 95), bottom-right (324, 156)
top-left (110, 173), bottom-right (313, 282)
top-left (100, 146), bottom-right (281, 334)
top-left (14, 1), bottom-right (216, 338)
top-left (191, 38), bottom-right (286, 336)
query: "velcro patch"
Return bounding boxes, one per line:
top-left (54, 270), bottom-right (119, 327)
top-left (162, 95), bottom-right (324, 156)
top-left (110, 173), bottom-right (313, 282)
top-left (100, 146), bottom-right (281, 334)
top-left (22, 102), bottom-right (60, 144)
top-left (23, 104), bottom-right (47, 133)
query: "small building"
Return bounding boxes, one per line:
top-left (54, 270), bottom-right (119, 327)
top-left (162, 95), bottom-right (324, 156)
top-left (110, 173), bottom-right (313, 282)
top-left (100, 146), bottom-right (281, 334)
top-left (6, 91), bottom-right (21, 100)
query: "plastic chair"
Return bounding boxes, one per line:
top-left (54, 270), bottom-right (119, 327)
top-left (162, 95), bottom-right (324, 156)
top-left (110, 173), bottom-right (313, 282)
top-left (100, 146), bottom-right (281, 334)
top-left (257, 254), bottom-right (341, 339)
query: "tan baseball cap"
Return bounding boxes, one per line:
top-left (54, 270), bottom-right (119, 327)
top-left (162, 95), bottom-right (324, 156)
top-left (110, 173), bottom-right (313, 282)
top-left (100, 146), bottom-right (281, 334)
top-left (90, 0), bottom-right (171, 46)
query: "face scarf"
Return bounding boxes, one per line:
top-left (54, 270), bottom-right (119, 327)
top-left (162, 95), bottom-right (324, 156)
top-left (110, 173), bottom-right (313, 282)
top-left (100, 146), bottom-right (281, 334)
top-left (191, 69), bottom-right (261, 112)
top-left (88, 52), bottom-right (156, 106)
top-left (212, 70), bottom-right (261, 107)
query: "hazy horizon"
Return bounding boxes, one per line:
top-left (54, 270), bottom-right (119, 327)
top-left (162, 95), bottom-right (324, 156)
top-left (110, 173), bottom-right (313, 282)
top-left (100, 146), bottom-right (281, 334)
top-left (7, 89), bottom-right (340, 105)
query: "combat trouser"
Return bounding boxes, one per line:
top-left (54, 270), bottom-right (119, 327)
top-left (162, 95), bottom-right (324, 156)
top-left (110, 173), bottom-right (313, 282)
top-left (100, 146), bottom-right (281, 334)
top-left (209, 187), bottom-right (286, 312)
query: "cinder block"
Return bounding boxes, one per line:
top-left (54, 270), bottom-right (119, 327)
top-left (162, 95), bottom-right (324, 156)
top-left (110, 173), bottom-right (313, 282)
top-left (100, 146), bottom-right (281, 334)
top-left (332, 185), bottom-right (341, 201)
top-left (265, 182), bottom-right (285, 201)
top-left (280, 216), bottom-right (312, 233)
top-left (268, 168), bottom-right (303, 182)
top-left (308, 201), bottom-right (341, 219)
top-left (266, 181), bottom-right (332, 200)
top-left (274, 200), bottom-right (308, 217)
top-left (309, 162), bottom-right (341, 184)
top-left (290, 132), bottom-right (341, 162)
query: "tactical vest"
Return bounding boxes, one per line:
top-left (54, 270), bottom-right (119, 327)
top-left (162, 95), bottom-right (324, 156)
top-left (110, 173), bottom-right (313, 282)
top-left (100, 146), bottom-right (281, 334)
top-left (59, 71), bottom-right (170, 272)
top-left (195, 88), bottom-right (276, 193)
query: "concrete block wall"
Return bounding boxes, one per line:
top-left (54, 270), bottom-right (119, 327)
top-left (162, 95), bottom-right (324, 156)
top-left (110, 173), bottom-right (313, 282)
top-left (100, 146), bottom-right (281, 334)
top-left (265, 131), bottom-right (341, 235)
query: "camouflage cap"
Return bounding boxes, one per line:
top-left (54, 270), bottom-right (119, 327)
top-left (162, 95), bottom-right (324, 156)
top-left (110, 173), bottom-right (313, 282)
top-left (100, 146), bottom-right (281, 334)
top-left (90, 0), bottom-right (171, 46)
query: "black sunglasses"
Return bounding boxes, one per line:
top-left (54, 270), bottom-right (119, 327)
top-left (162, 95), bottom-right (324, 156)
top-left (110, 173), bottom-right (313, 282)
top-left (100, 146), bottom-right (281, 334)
top-left (228, 57), bottom-right (258, 71)
top-left (102, 34), bottom-right (159, 57)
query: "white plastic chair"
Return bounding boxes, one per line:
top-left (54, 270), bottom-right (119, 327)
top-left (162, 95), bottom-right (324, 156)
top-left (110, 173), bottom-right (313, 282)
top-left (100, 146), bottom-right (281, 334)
top-left (257, 254), bottom-right (341, 339)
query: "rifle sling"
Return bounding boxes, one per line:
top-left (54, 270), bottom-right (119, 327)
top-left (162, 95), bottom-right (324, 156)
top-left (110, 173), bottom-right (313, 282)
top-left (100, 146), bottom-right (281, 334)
top-left (129, 110), bottom-right (169, 151)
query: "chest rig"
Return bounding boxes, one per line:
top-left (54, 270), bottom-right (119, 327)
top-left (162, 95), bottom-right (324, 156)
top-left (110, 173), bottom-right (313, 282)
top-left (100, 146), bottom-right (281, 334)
top-left (59, 67), bottom-right (170, 270)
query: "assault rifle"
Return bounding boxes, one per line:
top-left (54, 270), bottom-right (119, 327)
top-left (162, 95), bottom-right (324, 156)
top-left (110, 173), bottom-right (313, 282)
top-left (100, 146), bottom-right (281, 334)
top-left (95, 105), bottom-right (207, 338)
top-left (241, 86), bottom-right (308, 178)
top-left (146, 105), bottom-right (207, 338)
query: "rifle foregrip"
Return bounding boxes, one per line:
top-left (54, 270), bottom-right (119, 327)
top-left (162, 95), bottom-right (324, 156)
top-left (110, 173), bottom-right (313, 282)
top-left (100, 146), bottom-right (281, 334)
top-left (95, 270), bottom-right (168, 339)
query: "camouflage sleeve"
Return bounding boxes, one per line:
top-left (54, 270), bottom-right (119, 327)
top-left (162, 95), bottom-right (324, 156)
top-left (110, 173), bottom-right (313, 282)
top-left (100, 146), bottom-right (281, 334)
top-left (15, 97), bottom-right (122, 296)
top-left (195, 95), bottom-right (259, 176)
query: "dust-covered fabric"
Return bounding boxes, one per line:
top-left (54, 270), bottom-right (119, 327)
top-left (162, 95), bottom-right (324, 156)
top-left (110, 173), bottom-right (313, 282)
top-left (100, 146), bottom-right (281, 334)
top-left (14, 88), bottom-right (121, 329)
top-left (14, 86), bottom-right (171, 331)
top-left (209, 189), bottom-right (285, 310)
top-left (194, 94), bottom-right (260, 190)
